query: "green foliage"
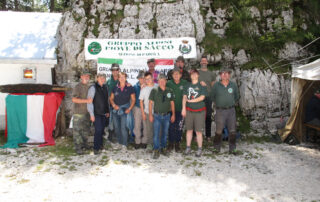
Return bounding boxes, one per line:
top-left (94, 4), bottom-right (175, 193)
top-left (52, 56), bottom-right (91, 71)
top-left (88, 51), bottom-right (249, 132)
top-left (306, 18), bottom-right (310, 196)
top-left (135, 25), bottom-right (140, 34)
top-left (236, 106), bottom-right (251, 134)
top-left (0, 131), bottom-right (6, 146)
top-left (110, 10), bottom-right (124, 24)
top-left (148, 16), bottom-right (158, 37)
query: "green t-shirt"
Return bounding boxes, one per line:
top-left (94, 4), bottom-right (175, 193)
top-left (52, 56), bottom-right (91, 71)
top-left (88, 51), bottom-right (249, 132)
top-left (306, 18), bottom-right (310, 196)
top-left (166, 79), bottom-right (188, 112)
top-left (149, 87), bottom-right (174, 114)
top-left (106, 75), bottom-right (118, 96)
top-left (198, 69), bottom-right (216, 93)
top-left (211, 81), bottom-right (239, 108)
top-left (183, 82), bottom-right (207, 110)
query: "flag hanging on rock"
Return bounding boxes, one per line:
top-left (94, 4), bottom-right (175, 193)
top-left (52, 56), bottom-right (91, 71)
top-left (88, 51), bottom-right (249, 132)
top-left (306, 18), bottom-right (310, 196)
top-left (2, 92), bottom-right (64, 148)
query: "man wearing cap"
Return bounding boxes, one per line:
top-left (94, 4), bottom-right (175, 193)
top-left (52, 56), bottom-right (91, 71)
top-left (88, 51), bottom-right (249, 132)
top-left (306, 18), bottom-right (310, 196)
top-left (147, 58), bottom-right (159, 83)
top-left (149, 73), bottom-right (175, 159)
top-left (305, 89), bottom-right (320, 127)
top-left (182, 68), bottom-right (207, 157)
top-left (133, 70), bottom-right (146, 149)
top-left (106, 63), bottom-right (120, 142)
top-left (167, 56), bottom-right (191, 82)
top-left (166, 67), bottom-right (188, 152)
top-left (211, 68), bottom-right (239, 155)
top-left (139, 71), bottom-right (158, 150)
top-left (72, 69), bottom-right (92, 155)
top-left (198, 55), bottom-right (216, 141)
top-left (87, 73), bottom-right (110, 155)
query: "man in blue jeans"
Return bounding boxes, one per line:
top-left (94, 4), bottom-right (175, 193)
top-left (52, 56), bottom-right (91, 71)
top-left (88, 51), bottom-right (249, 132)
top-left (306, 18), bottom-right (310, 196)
top-left (87, 73), bottom-right (110, 155)
top-left (149, 73), bottom-right (175, 159)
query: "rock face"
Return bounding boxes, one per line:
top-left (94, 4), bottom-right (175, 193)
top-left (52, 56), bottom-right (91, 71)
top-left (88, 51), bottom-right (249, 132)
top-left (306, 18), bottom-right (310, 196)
top-left (238, 69), bottom-right (291, 133)
top-left (55, 0), bottom-right (316, 134)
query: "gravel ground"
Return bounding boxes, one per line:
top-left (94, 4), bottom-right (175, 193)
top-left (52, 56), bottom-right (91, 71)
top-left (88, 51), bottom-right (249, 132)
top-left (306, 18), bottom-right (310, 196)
top-left (0, 136), bottom-right (319, 202)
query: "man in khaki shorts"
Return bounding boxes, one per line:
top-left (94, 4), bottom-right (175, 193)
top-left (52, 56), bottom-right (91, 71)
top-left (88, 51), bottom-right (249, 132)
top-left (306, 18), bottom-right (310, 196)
top-left (182, 69), bottom-right (207, 157)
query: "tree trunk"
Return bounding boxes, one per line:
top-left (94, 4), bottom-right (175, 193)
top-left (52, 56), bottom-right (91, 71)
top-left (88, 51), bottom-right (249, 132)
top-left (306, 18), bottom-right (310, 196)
top-left (49, 0), bottom-right (54, 12)
top-left (0, 0), bottom-right (7, 10)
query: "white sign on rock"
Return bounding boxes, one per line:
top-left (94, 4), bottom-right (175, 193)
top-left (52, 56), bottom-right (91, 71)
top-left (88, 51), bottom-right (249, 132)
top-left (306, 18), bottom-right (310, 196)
top-left (85, 37), bottom-right (197, 60)
top-left (97, 58), bottom-right (174, 85)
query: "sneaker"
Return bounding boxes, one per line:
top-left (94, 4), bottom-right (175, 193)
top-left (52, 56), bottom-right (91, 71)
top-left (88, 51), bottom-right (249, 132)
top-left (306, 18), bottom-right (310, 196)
top-left (134, 144), bottom-right (141, 150)
top-left (152, 150), bottom-right (160, 159)
top-left (184, 147), bottom-right (191, 155)
top-left (141, 144), bottom-right (147, 149)
top-left (160, 148), bottom-right (169, 157)
top-left (195, 148), bottom-right (202, 157)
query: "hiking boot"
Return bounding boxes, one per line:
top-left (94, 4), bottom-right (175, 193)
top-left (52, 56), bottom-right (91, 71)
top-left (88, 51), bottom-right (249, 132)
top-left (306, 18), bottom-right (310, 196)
top-left (160, 148), bottom-right (169, 157)
top-left (82, 144), bottom-right (91, 151)
top-left (167, 142), bottom-right (174, 152)
top-left (195, 148), bottom-right (202, 157)
top-left (152, 150), bottom-right (160, 159)
top-left (93, 149), bottom-right (100, 155)
top-left (175, 142), bottom-right (181, 153)
top-left (76, 149), bottom-right (84, 155)
top-left (212, 148), bottom-right (220, 154)
top-left (229, 149), bottom-right (241, 155)
top-left (184, 147), bottom-right (191, 155)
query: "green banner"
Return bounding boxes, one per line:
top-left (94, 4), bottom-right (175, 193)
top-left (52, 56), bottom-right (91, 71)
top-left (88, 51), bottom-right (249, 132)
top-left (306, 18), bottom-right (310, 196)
top-left (97, 58), bottom-right (123, 64)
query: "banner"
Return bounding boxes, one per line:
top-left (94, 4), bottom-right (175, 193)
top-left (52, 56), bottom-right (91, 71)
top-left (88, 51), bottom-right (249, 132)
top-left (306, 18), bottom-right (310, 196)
top-left (97, 58), bottom-right (174, 85)
top-left (86, 37), bottom-right (197, 60)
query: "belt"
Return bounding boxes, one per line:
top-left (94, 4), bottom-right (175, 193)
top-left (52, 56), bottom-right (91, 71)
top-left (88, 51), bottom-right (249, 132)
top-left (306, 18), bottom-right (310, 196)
top-left (154, 112), bottom-right (170, 116)
top-left (216, 106), bottom-right (234, 110)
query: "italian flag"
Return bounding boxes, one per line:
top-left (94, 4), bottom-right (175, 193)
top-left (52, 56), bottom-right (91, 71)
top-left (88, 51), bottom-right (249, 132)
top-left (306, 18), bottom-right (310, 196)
top-left (2, 92), bottom-right (64, 148)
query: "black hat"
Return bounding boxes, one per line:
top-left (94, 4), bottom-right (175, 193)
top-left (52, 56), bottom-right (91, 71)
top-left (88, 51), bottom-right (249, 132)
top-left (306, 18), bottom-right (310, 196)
top-left (147, 58), bottom-right (155, 64)
top-left (111, 63), bottom-right (120, 71)
top-left (80, 69), bottom-right (91, 75)
top-left (137, 70), bottom-right (145, 79)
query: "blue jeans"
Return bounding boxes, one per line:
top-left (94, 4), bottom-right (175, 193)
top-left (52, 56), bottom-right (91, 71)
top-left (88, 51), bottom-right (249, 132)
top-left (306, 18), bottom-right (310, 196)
top-left (94, 114), bottom-right (107, 150)
top-left (113, 111), bottom-right (128, 146)
top-left (153, 113), bottom-right (170, 150)
top-left (168, 112), bottom-right (183, 143)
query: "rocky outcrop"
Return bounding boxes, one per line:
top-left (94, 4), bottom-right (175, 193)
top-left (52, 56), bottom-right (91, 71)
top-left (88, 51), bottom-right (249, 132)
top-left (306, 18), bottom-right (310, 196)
top-left (238, 69), bottom-right (290, 133)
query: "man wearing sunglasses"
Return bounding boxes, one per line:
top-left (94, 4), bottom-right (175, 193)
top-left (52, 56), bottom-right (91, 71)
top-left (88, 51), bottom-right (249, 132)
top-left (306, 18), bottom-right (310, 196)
top-left (211, 68), bottom-right (239, 155)
top-left (149, 74), bottom-right (175, 159)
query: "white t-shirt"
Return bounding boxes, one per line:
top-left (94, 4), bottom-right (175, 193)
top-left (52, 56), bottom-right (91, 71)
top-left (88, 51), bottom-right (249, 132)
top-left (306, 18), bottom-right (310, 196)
top-left (139, 84), bottom-right (158, 114)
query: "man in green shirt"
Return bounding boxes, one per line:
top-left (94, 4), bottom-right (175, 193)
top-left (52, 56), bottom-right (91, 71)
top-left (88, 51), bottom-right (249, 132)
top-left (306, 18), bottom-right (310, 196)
top-left (166, 67), bottom-right (188, 152)
top-left (182, 69), bottom-right (207, 157)
top-left (211, 68), bottom-right (240, 154)
top-left (198, 55), bottom-right (216, 141)
top-left (149, 74), bottom-right (175, 159)
top-left (72, 69), bottom-right (92, 155)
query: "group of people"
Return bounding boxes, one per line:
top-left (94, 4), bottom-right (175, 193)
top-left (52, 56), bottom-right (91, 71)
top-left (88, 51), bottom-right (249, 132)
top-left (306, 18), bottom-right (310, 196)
top-left (72, 55), bottom-right (239, 159)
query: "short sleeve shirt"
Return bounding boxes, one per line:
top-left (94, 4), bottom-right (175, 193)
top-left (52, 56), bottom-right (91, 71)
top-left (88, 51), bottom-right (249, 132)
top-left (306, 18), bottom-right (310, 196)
top-left (198, 69), bottom-right (216, 93)
top-left (166, 79), bottom-right (188, 112)
top-left (139, 84), bottom-right (158, 114)
top-left (112, 85), bottom-right (135, 106)
top-left (211, 81), bottom-right (239, 108)
top-left (149, 87), bottom-right (174, 114)
top-left (183, 82), bottom-right (207, 110)
top-left (72, 82), bottom-right (89, 114)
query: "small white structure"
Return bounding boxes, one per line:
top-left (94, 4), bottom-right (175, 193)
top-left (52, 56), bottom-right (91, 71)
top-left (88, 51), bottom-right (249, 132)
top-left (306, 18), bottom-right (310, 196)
top-left (0, 11), bottom-right (62, 129)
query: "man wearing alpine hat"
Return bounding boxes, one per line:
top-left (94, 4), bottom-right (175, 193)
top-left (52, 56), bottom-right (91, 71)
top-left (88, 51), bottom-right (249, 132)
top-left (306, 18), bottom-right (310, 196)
top-left (211, 68), bottom-right (240, 155)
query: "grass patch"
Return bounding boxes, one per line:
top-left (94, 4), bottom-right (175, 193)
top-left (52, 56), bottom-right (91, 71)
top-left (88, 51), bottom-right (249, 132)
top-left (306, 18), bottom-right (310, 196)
top-left (243, 135), bottom-right (277, 144)
top-left (17, 178), bottom-right (30, 184)
top-left (41, 137), bottom-right (76, 157)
